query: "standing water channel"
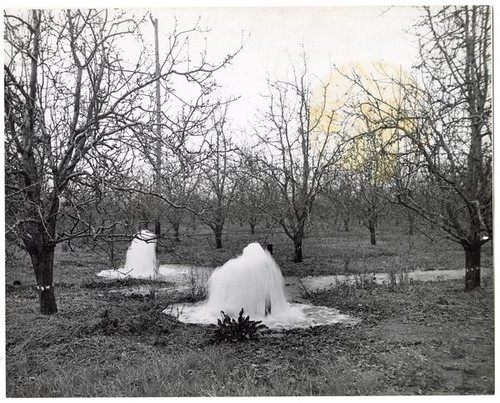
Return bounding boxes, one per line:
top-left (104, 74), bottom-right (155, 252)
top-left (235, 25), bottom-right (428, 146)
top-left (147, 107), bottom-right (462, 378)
top-left (97, 237), bottom-right (492, 330)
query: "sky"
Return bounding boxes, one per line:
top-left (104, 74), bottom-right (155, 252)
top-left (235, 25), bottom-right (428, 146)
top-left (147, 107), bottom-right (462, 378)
top-left (144, 5), bottom-right (423, 133)
top-left (3, 1), bottom-right (424, 131)
top-left (3, 1), bottom-right (493, 123)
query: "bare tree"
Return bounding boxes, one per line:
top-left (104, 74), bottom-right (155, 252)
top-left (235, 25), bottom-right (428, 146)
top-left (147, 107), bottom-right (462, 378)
top-left (130, 103), bottom-right (241, 249)
top-left (345, 6), bottom-right (492, 290)
top-left (351, 173), bottom-right (388, 246)
top-left (128, 17), bottom-right (242, 247)
top-left (404, 6), bottom-right (492, 290)
top-left (195, 111), bottom-right (240, 249)
top-left (5, 10), bottom-right (144, 313)
top-left (234, 151), bottom-right (272, 235)
top-left (3, 9), bottom-right (237, 314)
top-left (161, 153), bottom-right (200, 243)
top-left (255, 55), bottom-right (343, 262)
top-left (342, 117), bottom-right (396, 245)
top-left (323, 171), bottom-right (355, 232)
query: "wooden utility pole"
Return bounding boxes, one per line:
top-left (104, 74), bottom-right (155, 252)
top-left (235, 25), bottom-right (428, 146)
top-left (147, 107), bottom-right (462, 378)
top-left (151, 15), bottom-right (162, 245)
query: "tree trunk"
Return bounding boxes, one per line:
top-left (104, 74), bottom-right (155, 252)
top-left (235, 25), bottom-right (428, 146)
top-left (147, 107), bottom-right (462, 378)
top-left (30, 243), bottom-right (57, 315)
top-left (110, 240), bottom-right (115, 267)
top-left (172, 220), bottom-right (181, 242)
top-left (463, 241), bottom-right (481, 291)
top-left (250, 222), bottom-right (256, 235)
top-left (154, 219), bottom-right (161, 253)
top-left (214, 225), bottom-right (223, 249)
top-left (343, 216), bottom-right (350, 232)
top-left (109, 221), bottom-right (116, 267)
top-left (368, 220), bottom-right (377, 245)
top-left (266, 243), bottom-right (273, 255)
top-left (155, 220), bottom-right (161, 239)
top-left (294, 237), bottom-right (303, 263)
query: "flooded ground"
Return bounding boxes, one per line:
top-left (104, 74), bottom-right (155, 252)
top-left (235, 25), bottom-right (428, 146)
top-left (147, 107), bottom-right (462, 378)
top-left (96, 265), bottom-right (492, 328)
top-left (165, 300), bottom-right (360, 330)
top-left (97, 265), bottom-right (493, 299)
top-left (96, 264), bottom-right (213, 295)
top-left (285, 266), bottom-right (494, 300)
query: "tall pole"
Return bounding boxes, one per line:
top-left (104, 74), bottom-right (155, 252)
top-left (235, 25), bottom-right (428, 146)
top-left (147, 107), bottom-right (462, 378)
top-left (151, 15), bottom-right (162, 264)
top-left (151, 15), bottom-right (162, 243)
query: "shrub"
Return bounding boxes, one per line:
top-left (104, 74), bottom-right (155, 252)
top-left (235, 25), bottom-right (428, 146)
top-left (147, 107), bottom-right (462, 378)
top-left (387, 267), bottom-right (411, 291)
top-left (332, 271), bottom-right (377, 297)
top-left (184, 267), bottom-right (209, 302)
top-left (213, 308), bottom-right (268, 343)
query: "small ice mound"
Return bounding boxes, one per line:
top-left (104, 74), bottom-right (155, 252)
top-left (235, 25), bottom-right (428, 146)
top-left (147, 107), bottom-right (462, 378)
top-left (204, 242), bottom-right (291, 319)
top-left (164, 242), bottom-right (295, 322)
top-left (123, 229), bottom-right (158, 277)
top-left (96, 230), bottom-right (158, 279)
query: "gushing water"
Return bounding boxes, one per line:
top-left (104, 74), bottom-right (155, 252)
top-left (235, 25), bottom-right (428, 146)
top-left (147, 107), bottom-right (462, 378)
top-left (203, 243), bottom-right (290, 318)
top-left (123, 230), bottom-right (158, 277)
top-left (165, 243), bottom-right (359, 329)
top-left (98, 230), bottom-right (158, 278)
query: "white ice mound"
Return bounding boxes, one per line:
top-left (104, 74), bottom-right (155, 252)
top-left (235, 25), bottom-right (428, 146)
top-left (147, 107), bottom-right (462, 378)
top-left (204, 242), bottom-right (290, 319)
top-left (164, 243), bottom-right (360, 329)
top-left (97, 230), bottom-right (158, 279)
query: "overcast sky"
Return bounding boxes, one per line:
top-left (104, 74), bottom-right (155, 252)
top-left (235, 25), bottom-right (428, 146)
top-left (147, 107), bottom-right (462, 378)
top-left (4, 2), bottom-right (425, 134)
top-left (144, 6), bottom-right (423, 132)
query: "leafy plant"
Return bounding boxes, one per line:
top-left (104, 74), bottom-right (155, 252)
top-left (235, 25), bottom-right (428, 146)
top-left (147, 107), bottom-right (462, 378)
top-left (213, 308), bottom-right (268, 342)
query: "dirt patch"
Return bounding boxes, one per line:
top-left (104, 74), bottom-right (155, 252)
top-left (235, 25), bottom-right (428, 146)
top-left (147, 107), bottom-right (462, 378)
top-left (309, 279), bottom-right (494, 394)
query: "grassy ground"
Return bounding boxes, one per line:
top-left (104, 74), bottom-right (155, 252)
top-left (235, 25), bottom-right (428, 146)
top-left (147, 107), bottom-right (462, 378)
top-left (4, 226), bottom-right (495, 397)
top-left (155, 223), bottom-right (491, 277)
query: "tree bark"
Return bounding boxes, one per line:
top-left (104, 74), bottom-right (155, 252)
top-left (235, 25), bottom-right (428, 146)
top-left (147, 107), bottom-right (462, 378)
top-left (343, 216), bottom-right (350, 232)
top-left (463, 241), bottom-right (481, 291)
top-left (30, 244), bottom-right (57, 314)
top-left (214, 225), bottom-right (223, 249)
top-left (172, 220), bottom-right (181, 242)
top-left (110, 239), bottom-right (115, 267)
top-left (22, 177), bottom-right (60, 314)
top-left (154, 220), bottom-right (161, 254)
top-left (266, 243), bottom-right (273, 255)
top-left (368, 220), bottom-right (377, 245)
top-left (26, 213), bottom-right (58, 315)
top-left (294, 237), bottom-right (303, 263)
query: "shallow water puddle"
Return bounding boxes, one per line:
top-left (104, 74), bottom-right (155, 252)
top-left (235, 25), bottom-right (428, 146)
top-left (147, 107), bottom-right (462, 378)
top-left (97, 264), bottom-right (213, 295)
top-left (166, 301), bottom-right (360, 330)
top-left (97, 264), bottom-right (212, 282)
top-left (97, 264), bottom-right (491, 329)
top-left (295, 267), bottom-right (493, 291)
top-left (98, 265), bottom-right (492, 293)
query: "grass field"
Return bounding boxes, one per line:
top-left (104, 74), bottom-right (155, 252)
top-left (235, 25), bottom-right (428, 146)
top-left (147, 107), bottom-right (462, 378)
top-left (4, 225), bottom-right (495, 396)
